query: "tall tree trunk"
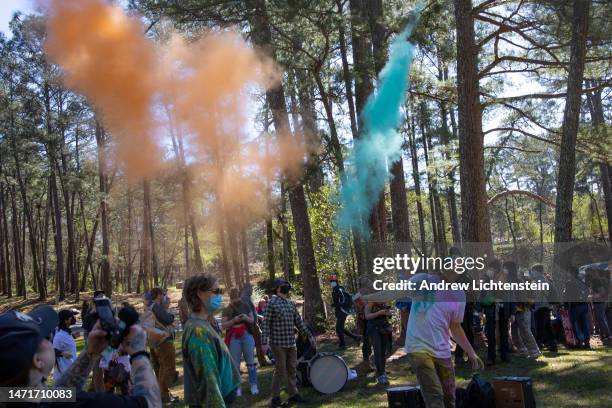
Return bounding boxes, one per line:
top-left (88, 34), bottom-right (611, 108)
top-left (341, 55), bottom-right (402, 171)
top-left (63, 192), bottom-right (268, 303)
top-left (1, 186), bottom-right (11, 298)
top-left (438, 66), bottom-right (461, 245)
top-left (350, 0), bottom-right (386, 244)
top-left (336, 0), bottom-right (358, 138)
top-left (217, 214), bottom-right (232, 288)
top-left (247, 0), bottom-right (325, 328)
top-left (280, 183), bottom-right (295, 280)
top-left (454, 0), bottom-right (493, 255)
top-left (143, 179), bottom-right (159, 287)
top-left (141, 182), bottom-right (152, 291)
top-left (59, 144), bottom-right (77, 297)
top-left (240, 224), bottom-right (250, 284)
top-left (0, 186), bottom-right (8, 296)
top-left (127, 188), bottom-right (134, 291)
top-left (586, 87), bottom-right (612, 245)
top-left (266, 218), bottom-right (275, 281)
top-left (95, 120), bottom-right (112, 296)
top-left (408, 111), bottom-right (427, 254)
top-left (11, 140), bottom-right (45, 299)
top-left (50, 167), bottom-right (65, 300)
top-left (368, 0), bottom-right (413, 249)
top-left (168, 116), bottom-right (205, 273)
top-left (553, 0), bottom-right (590, 265)
top-left (420, 104), bottom-right (440, 254)
top-left (227, 218), bottom-right (242, 289)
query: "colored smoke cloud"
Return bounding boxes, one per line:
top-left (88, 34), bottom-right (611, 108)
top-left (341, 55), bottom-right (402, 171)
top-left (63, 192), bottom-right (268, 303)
top-left (338, 4), bottom-right (422, 237)
top-left (41, 0), bottom-right (306, 222)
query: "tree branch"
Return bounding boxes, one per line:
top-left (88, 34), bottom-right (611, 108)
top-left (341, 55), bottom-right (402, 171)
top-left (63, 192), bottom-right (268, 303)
top-left (488, 190), bottom-right (556, 208)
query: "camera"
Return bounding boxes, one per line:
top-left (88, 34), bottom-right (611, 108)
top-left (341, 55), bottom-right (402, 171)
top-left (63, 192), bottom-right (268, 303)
top-left (93, 297), bottom-right (139, 349)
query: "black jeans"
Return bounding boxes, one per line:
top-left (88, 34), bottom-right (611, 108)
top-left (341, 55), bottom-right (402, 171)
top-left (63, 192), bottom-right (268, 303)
top-left (335, 309), bottom-right (359, 347)
top-left (370, 330), bottom-right (391, 376)
top-left (484, 304), bottom-right (509, 362)
top-left (534, 307), bottom-right (557, 351)
top-left (360, 318), bottom-right (371, 361)
top-left (455, 302), bottom-right (474, 361)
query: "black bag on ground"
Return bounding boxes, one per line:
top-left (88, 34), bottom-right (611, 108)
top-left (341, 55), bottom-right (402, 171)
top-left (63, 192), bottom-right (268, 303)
top-left (455, 387), bottom-right (469, 408)
top-left (466, 373), bottom-right (495, 408)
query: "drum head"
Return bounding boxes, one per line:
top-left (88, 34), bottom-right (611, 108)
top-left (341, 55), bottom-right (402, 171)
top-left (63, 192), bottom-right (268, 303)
top-left (308, 354), bottom-right (348, 394)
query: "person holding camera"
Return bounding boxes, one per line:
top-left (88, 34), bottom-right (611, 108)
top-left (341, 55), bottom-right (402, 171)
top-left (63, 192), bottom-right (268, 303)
top-left (0, 304), bottom-right (161, 407)
top-left (222, 288), bottom-right (259, 396)
top-left (364, 301), bottom-right (393, 385)
top-left (261, 279), bottom-right (315, 407)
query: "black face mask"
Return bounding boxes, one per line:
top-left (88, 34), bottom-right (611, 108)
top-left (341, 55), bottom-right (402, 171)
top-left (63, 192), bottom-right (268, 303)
top-left (279, 285), bottom-right (290, 295)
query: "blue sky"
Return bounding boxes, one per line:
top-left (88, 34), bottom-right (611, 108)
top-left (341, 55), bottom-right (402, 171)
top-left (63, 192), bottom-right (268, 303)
top-left (0, 0), bottom-right (35, 36)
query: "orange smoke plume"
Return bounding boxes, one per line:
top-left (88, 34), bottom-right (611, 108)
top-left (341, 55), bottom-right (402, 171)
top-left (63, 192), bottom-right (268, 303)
top-left (42, 0), bottom-right (307, 224)
top-left (43, 0), bottom-right (161, 181)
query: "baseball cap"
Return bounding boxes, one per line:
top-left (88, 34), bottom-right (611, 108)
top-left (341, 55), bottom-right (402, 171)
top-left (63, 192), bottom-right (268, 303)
top-left (272, 278), bottom-right (291, 289)
top-left (329, 274), bottom-right (338, 282)
top-left (93, 290), bottom-right (106, 298)
top-left (0, 305), bottom-right (59, 383)
top-left (58, 308), bottom-right (79, 322)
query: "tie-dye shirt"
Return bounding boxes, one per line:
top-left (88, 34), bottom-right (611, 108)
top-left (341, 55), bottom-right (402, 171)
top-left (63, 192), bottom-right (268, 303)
top-left (182, 316), bottom-right (239, 407)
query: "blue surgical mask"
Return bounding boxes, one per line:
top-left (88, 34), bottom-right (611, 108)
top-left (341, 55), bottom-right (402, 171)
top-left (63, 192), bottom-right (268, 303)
top-left (330, 282), bottom-right (338, 288)
top-left (208, 294), bottom-right (223, 311)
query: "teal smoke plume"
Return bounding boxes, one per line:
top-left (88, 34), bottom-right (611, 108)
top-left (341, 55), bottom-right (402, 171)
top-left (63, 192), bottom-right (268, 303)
top-left (338, 4), bottom-right (422, 237)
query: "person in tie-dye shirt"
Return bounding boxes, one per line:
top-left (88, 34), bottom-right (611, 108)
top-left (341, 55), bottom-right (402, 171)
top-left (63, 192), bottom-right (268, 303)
top-left (182, 273), bottom-right (240, 407)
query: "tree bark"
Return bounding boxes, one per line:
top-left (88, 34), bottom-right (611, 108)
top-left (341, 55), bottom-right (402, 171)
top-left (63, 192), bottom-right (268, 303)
top-left (280, 182), bottom-right (295, 280)
top-left (408, 111), bottom-right (427, 254)
top-left (350, 0), bottom-right (387, 244)
top-left (586, 87), bottom-right (612, 245)
top-left (553, 0), bottom-right (590, 262)
top-left (247, 0), bottom-right (325, 328)
top-left (95, 120), bottom-right (112, 296)
top-left (143, 179), bottom-right (159, 287)
top-left (454, 0), bottom-right (493, 255)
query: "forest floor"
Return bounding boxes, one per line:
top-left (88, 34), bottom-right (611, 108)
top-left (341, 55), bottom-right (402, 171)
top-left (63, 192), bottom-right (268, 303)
top-left (1, 288), bottom-right (611, 408)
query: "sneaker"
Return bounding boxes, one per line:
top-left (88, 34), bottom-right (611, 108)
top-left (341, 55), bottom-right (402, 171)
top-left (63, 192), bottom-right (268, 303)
top-left (377, 374), bottom-right (389, 385)
top-left (250, 384), bottom-right (259, 395)
top-left (288, 394), bottom-right (307, 403)
top-left (236, 388), bottom-right (242, 397)
top-left (269, 397), bottom-right (286, 407)
top-left (527, 352), bottom-right (542, 359)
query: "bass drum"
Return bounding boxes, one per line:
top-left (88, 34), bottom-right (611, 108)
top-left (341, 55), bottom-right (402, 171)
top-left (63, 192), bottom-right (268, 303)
top-left (307, 352), bottom-right (349, 394)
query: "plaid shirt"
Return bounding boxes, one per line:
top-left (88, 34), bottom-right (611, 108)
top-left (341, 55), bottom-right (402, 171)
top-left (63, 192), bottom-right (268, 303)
top-left (261, 295), bottom-right (312, 347)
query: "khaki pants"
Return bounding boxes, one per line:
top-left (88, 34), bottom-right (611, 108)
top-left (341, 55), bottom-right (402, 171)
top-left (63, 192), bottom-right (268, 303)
top-left (271, 345), bottom-right (298, 399)
top-left (151, 340), bottom-right (177, 400)
top-left (407, 352), bottom-right (456, 408)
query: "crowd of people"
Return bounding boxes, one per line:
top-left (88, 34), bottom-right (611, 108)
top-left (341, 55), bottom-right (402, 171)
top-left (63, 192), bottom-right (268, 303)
top-left (0, 252), bottom-right (609, 408)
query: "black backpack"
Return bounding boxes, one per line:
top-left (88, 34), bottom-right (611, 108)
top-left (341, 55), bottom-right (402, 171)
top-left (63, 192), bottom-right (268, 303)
top-left (466, 373), bottom-right (495, 408)
top-left (339, 286), bottom-right (353, 311)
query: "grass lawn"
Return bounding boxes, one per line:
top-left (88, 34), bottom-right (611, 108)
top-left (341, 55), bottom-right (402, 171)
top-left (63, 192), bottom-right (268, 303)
top-left (3, 290), bottom-right (611, 407)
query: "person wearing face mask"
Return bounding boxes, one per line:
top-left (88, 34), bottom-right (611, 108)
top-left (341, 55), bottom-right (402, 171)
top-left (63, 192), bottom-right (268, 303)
top-left (0, 305), bottom-right (161, 408)
top-left (221, 288), bottom-right (259, 396)
top-left (330, 275), bottom-right (361, 350)
top-left (53, 309), bottom-right (79, 383)
top-left (182, 273), bottom-right (240, 407)
top-left (261, 279), bottom-right (315, 407)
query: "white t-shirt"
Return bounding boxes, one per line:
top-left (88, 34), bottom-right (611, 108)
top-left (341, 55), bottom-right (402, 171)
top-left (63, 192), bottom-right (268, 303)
top-left (53, 329), bottom-right (77, 382)
top-left (404, 273), bottom-right (466, 359)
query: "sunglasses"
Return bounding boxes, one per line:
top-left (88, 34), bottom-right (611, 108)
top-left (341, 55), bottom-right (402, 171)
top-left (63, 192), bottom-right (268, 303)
top-left (210, 288), bottom-right (223, 295)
